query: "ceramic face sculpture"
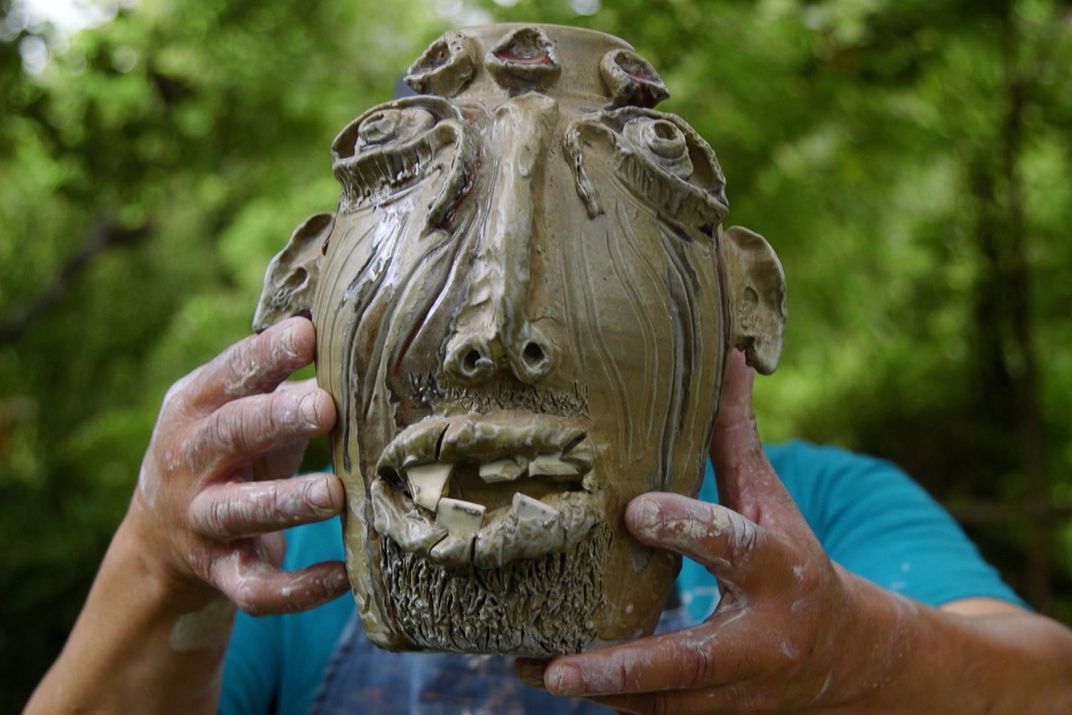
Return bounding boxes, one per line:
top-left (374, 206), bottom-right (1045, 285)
top-left (253, 24), bottom-right (787, 657)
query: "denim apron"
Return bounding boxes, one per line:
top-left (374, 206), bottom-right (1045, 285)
top-left (306, 599), bottom-right (696, 715)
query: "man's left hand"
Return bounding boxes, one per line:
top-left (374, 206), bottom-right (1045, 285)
top-left (520, 350), bottom-right (878, 713)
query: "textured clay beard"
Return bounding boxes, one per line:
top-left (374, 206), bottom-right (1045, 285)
top-left (379, 524), bottom-right (612, 656)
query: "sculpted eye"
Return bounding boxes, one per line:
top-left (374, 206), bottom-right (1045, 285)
top-left (564, 108), bottom-right (728, 230)
top-left (330, 97), bottom-right (475, 231)
top-left (624, 117), bottom-right (693, 179)
top-left (331, 104), bottom-right (445, 211)
top-left (356, 108), bottom-right (437, 151)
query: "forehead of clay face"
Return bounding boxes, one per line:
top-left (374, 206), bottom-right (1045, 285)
top-left (327, 24), bottom-right (729, 251)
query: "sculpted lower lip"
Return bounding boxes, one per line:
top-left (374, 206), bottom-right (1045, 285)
top-left (371, 480), bottom-right (602, 569)
top-left (370, 411), bottom-right (602, 569)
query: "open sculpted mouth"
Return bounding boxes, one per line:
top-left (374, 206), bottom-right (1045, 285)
top-left (370, 410), bottom-right (604, 569)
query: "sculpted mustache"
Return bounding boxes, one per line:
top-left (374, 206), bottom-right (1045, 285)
top-left (375, 411), bottom-right (591, 480)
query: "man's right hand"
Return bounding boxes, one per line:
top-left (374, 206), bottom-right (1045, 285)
top-left (126, 315), bottom-right (348, 615)
top-left (25, 316), bottom-right (349, 714)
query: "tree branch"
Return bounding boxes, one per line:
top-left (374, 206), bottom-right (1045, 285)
top-left (0, 218), bottom-right (148, 344)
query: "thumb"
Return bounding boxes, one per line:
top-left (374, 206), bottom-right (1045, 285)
top-left (626, 492), bottom-right (766, 586)
top-left (710, 349), bottom-right (791, 516)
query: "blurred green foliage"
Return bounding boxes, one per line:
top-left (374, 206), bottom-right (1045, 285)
top-left (1, 0), bottom-right (1070, 709)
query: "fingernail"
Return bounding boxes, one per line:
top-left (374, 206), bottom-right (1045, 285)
top-left (310, 477), bottom-right (336, 511)
top-left (280, 322), bottom-right (300, 358)
top-left (298, 392), bottom-right (321, 426)
top-left (547, 663), bottom-right (582, 694)
top-left (629, 496), bottom-right (661, 534)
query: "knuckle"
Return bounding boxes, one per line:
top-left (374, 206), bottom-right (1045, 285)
top-left (222, 410), bottom-right (254, 455)
top-left (223, 341), bottom-right (262, 395)
top-left (794, 561), bottom-right (824, 596)
top-left (225, 339), bottom-right (252, 374)
top-left (207, 495), bottom-right (234, 537)
top-left (296, 478), bottom-right (321, 515)
top-left (161, 441), bottom-right (189, 474)
top-left (725, 684), bottom-right (767, 712)
top-left (649, 693), bottom-right (678, 715)
top-left (263, 484), bottom-right (286, 524)
top-left (185, 550), bottom-right (212, 583)
top-left (216, 570), bottom-right (264, 615)
top-left (616, 655), bottom-right (634, 690)
top-left (252, 484), bottom-right (295, 529)
top-left (232, 591), bottom-right (262, 615)
top-left (268, 392), bottom-right (296, 433)
top-left (162, 368), bottom-right (200, 412)
top-left (680, 644), bottom-right (712, 689)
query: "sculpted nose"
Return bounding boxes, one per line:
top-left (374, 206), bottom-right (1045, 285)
top-left (444, 330), bottom-right (554, 385)
top-left (443, 94), bottom-right (559, 386)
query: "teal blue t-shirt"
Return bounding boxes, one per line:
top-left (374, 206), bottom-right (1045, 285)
top-left (220, 441), bottom-right (1024, 715)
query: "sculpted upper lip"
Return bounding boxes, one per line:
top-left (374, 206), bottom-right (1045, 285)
top-left (375, 411), bottom-right (592, 480)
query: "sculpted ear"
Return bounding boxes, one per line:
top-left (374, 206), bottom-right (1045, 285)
top-left (252, 213), bottom-right (334, 333)
top-left (721, 226), bottom-right (787, 374)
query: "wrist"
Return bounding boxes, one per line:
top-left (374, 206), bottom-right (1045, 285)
top-left (117, 499), bottom-right (221, 614)
top-left (819, 566), bottom-right (927, 712)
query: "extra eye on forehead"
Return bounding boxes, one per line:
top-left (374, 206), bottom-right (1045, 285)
top-left (330, 96), bottom-right (475, 231)
top-left (405, 31), bottom-right (478, 98)
top-left (404, 25), bottom-right (668, 109)
top-left (601, 49), bottom-right (669, 109)
top-left (484, 26), bottom-right (561, 92)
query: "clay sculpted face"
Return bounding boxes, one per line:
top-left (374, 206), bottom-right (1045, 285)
top-left (254, 24), bottom-right (787, 656)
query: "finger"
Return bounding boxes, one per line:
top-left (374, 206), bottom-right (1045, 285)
top-left (585, 685), bottom-right (760, 715)
top-left (189, 473), bottom-right (344, 540)
top-left (188, 386), bottom-right (335, 476)
top-left (210, 551), bottom-right (349, 616)
top-left (258, 379), bottom-right (322, 480)
top-left (710, 349), bottom-right (793, 515)
top-left (544, 615), bottom-right (759, 697)
top-left (625, 493), bottom-right (766, 583)
top-left (184, 317), bottom-right (317, 414)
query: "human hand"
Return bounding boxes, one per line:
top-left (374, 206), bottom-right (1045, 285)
top-left (125, 316), bottom-right (348, 616)
top-left (522, 350), bottom-right (873, 713)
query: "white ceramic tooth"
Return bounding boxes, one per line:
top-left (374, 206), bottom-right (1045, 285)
top-left (436, 497), bottom-right (486, 535)
top-left (429, 533), bottom-right (473, 565)
top-left (511, 492), bottom-right (560, 523)
top-left (527, 453), bottom-right (580, 477)
top-left (479, 457), bottom-right (526, 483)
top-left (560, 445), bottom-right (593, 468)
top-left (407, 462), bottom-right (453, 511)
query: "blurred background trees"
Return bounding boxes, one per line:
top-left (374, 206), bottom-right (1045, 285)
top-left (1, 0), bottom-right (1069, 708)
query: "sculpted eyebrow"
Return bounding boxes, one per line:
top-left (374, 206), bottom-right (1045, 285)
top-left (330, 98), bottom-right (476, 235)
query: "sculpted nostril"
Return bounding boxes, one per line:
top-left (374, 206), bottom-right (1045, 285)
top-left (446, 336), bottom-right (497, 384)
top-left (521, 341), bottom-right (546, 368)
top-left (467, 351), bottom-right (495, 371)
top-left (512, 333), bottom-right (554, 384)
top-left (464, 349), bottom-right (482, 372)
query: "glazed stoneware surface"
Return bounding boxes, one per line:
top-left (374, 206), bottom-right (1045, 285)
top-left (254, 23), bottom-right (787, 657)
